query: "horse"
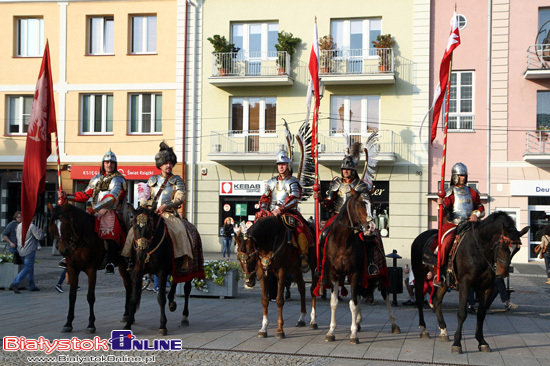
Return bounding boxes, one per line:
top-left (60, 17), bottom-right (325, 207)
top-left (235, 215), bottom-right (320, 339)
top-left (124, 206), bottom-right (204, 335)
top-left (48, 202), bottom-right (132, 333)
top-left (320, 189), bottom-right (400, 344)
top-left (410, 211), bottom-right (529, 354)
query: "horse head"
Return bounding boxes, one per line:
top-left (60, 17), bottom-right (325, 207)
top-left (131, 206), bottom-right (164, 264)
top-left (344, 189), bottom-right (376, 237)
top-left (493, 219), bottom-right (529, 278)
top-left (235, 223), bottom-right (257, 288)
top-left (48, 201), bottom-right (81, 256)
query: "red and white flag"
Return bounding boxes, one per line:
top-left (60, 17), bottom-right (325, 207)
top-left (21, 41), bottom-right (57, 245)
top-left (306, 19), bottom-right (320, 158)
top-left (430, 11), bottom-right (461, 145)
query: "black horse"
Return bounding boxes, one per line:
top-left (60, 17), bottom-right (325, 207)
top-left (48, 202), bottom-right (131, 333)
top-left (319, 189), bottom-right (400, 344)
top-left (124, 206), bottom-right (204, 336)
top-left (411, 211), bottom-right (529, 354)
top-left (235, 215), bottom-right (320, 339)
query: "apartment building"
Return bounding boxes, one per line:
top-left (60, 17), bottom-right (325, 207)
top-left (0, 0), bottom-right (186, 234)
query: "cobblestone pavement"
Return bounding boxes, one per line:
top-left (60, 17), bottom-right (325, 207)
top-left (1, 249), bottom-right (550, 366)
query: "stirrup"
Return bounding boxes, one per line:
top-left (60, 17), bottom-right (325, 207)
top-left (105, 263), bottom-right (115, 275)
top-left (368, 263), bottom-right (379, 276)
top-left (434, 273), bottom-right (446, 287)
top-left (58, 258), bottom-right (67, 269)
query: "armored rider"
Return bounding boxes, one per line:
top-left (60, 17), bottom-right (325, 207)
top-left (433, 162), bottom-right (485, 287)
top-left (256, 150), bottom-right (313, 272)
top-left (314, 142), bottom-right (379, 276)
top-left (58, 150), bottom-right (127, 274)
top-left (122, 142), bottom-right (193, 273)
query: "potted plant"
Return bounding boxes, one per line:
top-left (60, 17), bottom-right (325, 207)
top-left (319, 35), bottom-right (336, 73)
top-left (274, 31), bottom-right (301, 75)
top-left (207, 34), bottom-right (240, 76)
top-left (372, 34), bottom-right (395, 72)
top-left (0, 252), bottom-right (26, 289)
top-left (186, 260), bottom-right (242, 298)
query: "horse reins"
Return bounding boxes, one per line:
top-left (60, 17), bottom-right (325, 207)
top-left (471, 224), bottom-right (516, 272)
top-left (133, 214), bottom-right (166, 263)
top-left (337, 198), bottom-right (371, 234)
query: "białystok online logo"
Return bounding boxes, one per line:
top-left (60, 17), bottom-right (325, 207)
top-left (3, 330), bottom-right (182, 354)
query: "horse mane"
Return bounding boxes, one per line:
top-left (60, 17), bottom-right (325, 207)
top-left (63, 204), bottom-right (97, 240)
top-left (473, 211), bottom-right (514, 241)
top-left (248, 216), bottom-right (285, 250)
top-left (327, 193), bottom-right (357, 231)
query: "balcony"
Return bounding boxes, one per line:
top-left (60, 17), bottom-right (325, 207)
top-left (319, 48), bottom-right (395, 85)
top-left (524, 130), bottom-right (550, 162)
top-left (208, 129), bottom-right (396, 165)
top-left (208, 51), bottom-right (294, 87)
top-left (524, 45), bottom-right (550, 79)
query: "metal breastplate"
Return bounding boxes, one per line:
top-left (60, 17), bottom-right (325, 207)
top-left (330, 177), bottom-right (368, 214)
top-left (89, 174), bottom-right (127, 207)
top-left (267, 176), bottom-right (300, 210)
top-left (452, 186), bottom-right (474, 224)
top-left (149, 175), bottom-right (185, 207)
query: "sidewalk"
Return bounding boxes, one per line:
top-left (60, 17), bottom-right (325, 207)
top-left (1, 249), bottom-right (549, 365)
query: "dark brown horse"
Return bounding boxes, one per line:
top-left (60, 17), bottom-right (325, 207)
top-left (48, 202), bottom-right (131, 333)
top-left (411, 211), bottom-right (528, 353)
top-left (124, 206), bottom-right (204, 335)
top-left (235, 216), bottom-right (319, 338)
top-left (321, 189), bottom-right (400, 344)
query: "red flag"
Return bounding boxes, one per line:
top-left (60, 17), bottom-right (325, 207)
top-left (307, 19), bottom-right (320, 158)
top-left (430, 12), bottom-right (460, 145)
top-left (21, 41), bottom-right (57, 245)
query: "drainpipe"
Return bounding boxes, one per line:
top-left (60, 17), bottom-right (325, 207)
top-left (187, 0), bottom-right (199, 224)
top-left (486, 0), bottom-right (492, 212)
top-left (181, 0), bottom-right (189, 217)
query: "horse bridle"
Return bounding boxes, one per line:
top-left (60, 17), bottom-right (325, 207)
top-left (53, 216), bottom-right (81, 256)
top-left (238, 231), bottom-right (285, 281)
top-left (472, 226), bottom-right (518, 272)
top-left (132, 213), bottom-right (166, 263)
top-left (338, 197), bottom-right (372, 234)
top-left (237, 233), bottom-right (259, 281)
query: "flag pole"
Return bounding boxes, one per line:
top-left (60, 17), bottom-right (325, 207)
top-left (436, 57), bottom-right (453, 284)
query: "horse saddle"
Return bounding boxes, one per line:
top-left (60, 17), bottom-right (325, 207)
top-left (281, 214), bottom-right (297, 230)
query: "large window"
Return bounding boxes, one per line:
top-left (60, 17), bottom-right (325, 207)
top-left (7, 95), bottom-right (33, 134)
top-left (81, 94), bottom-right (113, 134)
top-left (330, 95), bottom-right (380, 137)
top-left (331, 18), bottom-right (381, 53)
top-left (230, 97), bottom-right (276, 152)
top-left (537, 91), bottom-right (550, 129)
top-left (16, 17), bottom-right (44, 57)
top-left (88, 16), bottom-right (114, 55)
top-left (446, 71), bottom-right (474, 131)
top-left (129, 93), bottom-right (162, 134)
top-left (232, 22), bottom-right (278, 57)
top-left (130, 15), bottom-right (156, 54)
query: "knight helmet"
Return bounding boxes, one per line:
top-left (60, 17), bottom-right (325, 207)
top-left (100, 149), bottom-right (117, 174)
top-left (341, 141), bottom-right (362, 172)
top-left (451, 162), bottom-right (468, 186)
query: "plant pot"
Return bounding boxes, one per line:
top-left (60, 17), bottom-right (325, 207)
top-left (321, 66), bottom-right (330, 74)
top-left (378, 64), bottom-right (389, 72)
top-left (278, 67), bottom-right (286, 75)
top-left (177, 269), bottom-right (239, 299)
top-left (0, 263), bottom-right (27, 289)
top-left (219, 68), bottom-right (229, 76)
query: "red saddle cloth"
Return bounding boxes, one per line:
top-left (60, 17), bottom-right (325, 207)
top-left (95, 210), bottom-right (125, 249)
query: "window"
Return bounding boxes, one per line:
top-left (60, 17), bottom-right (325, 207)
top-left (231, 22), bottom-right (278, 75)
top-left (538, 8), bottom-right (550, 44)
top-left (16, 17), bottom-right (44, 57)
top-left (7, 95), bottom-right (33, 134)
top-left (446, 71), bottom-right (474, 131)
top-left (330, 95), bottom-right (380, 138)
top-left (129, 94), bottom-right (162, 133)
top-left (81, 94), bottom-right (113, 134)
top-left (130, 15), bottom-right (156, 54)
top-left (230, 97), bottom-right (276, 152)
top-left (88, 16), bottom-right (114, 55)
top-left (454, 14), bottom-right (467, 31)
top-left (537, 91), bottom-right (550, 129)
top-left (331, 18), bottom-right (381, 54)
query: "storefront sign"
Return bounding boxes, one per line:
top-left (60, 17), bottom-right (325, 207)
top-left (510, 180), bottom-right (550, 196)
top-left (219, 181), bottom-right (266, 196)
top-left (71, 166), bottom-right (160, 180)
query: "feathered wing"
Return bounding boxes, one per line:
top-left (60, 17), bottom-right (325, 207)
top-left (283, 119), bottom-right (293, 162)
top-left (362, 132), bottom-right (379, 189)
top-left (296, 120), bottom-right (315, 201)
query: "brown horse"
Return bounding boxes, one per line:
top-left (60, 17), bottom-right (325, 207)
top-left (235, 216), bottom-right (319, 338)
top-left (48, 202), bottom-right (131, 333)
top-left (410, 211), bottom-right (528, 353)
top-left (320, 189), bottom-right (400, 344)
top-left (124, 206), bottom-right (204, 335)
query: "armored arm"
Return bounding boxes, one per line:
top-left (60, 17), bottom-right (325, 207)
top-left (164, 175), bottom-right (185, 210)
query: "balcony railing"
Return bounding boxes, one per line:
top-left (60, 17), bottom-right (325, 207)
top-left (525, 45), bottom-right (550, 79)
top-left (319, 48), bottom-right (394, 75)
top-left (316, 130), bottom-right (395, 162)
top-left (525, 130), bottom-right (550, 158)
top-left (210, 51), bottom-right (290, 77)
top-left (210, 130), bottom-right (285, 155)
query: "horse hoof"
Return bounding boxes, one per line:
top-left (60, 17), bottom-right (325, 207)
top-left (421, 330), bottom-right (430, 339)
top-left (440, 335), bottom-right (450, 342)
top-left (296, 320), bottom-right (306, 327)
top-left (479, 344), bottom-right (491, 352)
top-left (309, 323), bottom-right (318, 330)
top-left (157, 329), bottom-right (167, 336)
top-left (325, 335), bottom-right (335, 342)
top-left (451, 346), bottom-right (463, 354)
top-left (86, 327), bottom-right (96, 334)
top-left (392, 325), bottom-right (401, 334)
top-left (257, 332), bottom-right (267, 338)
top-left (181, 319), bottom-right (190, 326)
top-left (169, 301), bottom-right (177, 312)
top-left (62, 326), bottom-right (72, 333)
top-left (275, 331), bottom-right (285, 339)
top-left (350, 337), bottom-right (359, 344)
